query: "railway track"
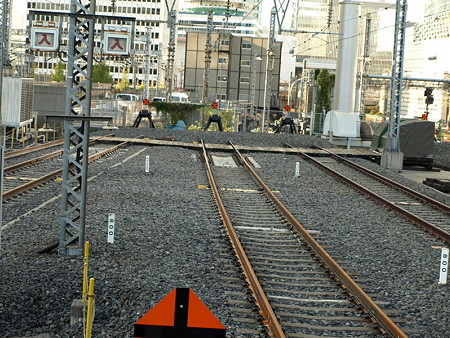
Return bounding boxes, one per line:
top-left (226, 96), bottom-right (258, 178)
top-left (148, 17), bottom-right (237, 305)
top-left (285, 144), bottom-right (450, 243)
top-left (201, 141), bottom-right (407, 337)
top-left (2, 136), bottom-right (137, 201)
top-left (5, 139), bottom-right (64, 160)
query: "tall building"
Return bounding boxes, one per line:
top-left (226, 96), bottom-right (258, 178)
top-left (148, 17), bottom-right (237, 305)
top-left (425, 0), bottom-right (450, 14)
top-left (401, 1), bottom-right (450, 123)
top-left (173, 0), bottom-right (265, 93)
top-left (292, 0), bottom-right (395, 74)
top-left (20, 0), bottom-right (170, 89)
top-left (290, 0), bottom-right (396, 113)
top-left (184, 32), bottom-right (282, 108)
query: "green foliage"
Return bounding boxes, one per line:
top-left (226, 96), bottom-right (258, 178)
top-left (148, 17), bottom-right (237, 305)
top-left (313, 69), bottom-right (335, 133)
top-left (51, 61), bottom-right (66, 82)
top-left (92, 62), bottom-right (113, 84)
top-left (151, 102), bottom-right (206, 126)
top-left (188, 124), bottom-right (203, 130)
top-left (116, 67), bottom-right (130, 91)
top-left (315, 69), bottom-right (334, 114)
top-left (206, 109), bottom-right (234, 132)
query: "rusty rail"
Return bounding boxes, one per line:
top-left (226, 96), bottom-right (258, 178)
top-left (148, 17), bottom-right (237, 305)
top-left (229, 141), bottom-right (407, 338)
top-left (4, 136), bottom-right (110, 174)
top-left (200, 141), bottom-right (286, 338)
top-left (3, 138), bottom-right (133, 201)
top-left (5, 135), bottom-right (114, 160)
top-left (287, 145), bottom-right (450, 243)
top-left (314, 146), bottom-right (450, 214)
top-left (5, 139), bottom-right (64, 159)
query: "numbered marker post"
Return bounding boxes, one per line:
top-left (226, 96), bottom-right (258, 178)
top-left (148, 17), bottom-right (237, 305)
top-left (294, 162), bottom-right (300, 177)
top-left (438, 247), bottom-right (449, 284)
top-left (107, 213), bottom-right (115, 244)
top-left (145, 155), bottom-right (150, 173)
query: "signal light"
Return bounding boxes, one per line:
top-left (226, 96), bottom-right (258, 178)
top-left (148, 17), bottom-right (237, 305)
top-left (424, 87), bottom-right (434, 105)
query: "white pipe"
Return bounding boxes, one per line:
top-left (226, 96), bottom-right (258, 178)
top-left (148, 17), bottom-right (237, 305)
top-left (334, 1), bottom-right (361, 112)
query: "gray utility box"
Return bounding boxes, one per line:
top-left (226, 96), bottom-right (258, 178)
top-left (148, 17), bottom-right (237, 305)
top-left (371, 119), bottom-right (435, 159)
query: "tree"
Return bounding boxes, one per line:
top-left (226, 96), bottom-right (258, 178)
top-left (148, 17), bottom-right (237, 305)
top-left (116, 67), bottom-right (130, 91)
top-left (315, 69), bottom-right (334, 114)
top-left (51, 61), bottom-right (66, 82)
top-left (314, 69), bottom-right (335, 132)
top-left (92, 62), bottom-right (113, 84)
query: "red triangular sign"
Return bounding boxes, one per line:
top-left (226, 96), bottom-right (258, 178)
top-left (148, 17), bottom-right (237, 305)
top-left (134, 288), bottom-right (226, 337)
top-left (187, 289), bottom-right (225, 329)
top-left (135, 288), bottom-right (176, 326)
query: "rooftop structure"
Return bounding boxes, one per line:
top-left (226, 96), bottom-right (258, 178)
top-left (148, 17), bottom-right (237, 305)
top-left (178, 0), bottom-right (262, 37)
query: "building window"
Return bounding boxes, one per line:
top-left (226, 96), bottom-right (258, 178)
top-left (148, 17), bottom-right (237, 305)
top-left (239, 94), bottom-right (249, 102)
top-left (216, 94), bottom-right (227, 100)
top-left (240, 77), bottom-right (250, 83)
top-left (242, 42), bottom-right (252, 49)
top-left (241, 60), bottom-right (251, 67)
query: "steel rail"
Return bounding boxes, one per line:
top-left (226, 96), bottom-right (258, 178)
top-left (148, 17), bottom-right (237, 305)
top-left (200, 141), bottom-right (286, 338)
top-left (4, 137), bottom-right (109, 174)
top-left (314, 145), bottom-right (450, 214)
top-left (5, 149), bottom-right (64, 173)
top-left (287, 145), bottom-right (450, 243)
top-left (4, 135), bottom-right (114, 160)
top-left (3, 138), bottom-right (135, 201)
top-left (228, 141), bottom-right (407, 338)
top-left (5, 139), bottom-right (64, 159)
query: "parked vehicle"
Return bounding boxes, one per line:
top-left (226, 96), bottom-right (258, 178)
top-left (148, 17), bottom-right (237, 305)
top-left (116, 93), bottom-right (140, 102)
top-left (170, 93), bottom-right (189, 102)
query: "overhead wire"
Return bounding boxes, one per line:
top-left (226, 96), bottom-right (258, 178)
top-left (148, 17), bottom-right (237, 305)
top-left (296, 2), bottom-right (450, 56)
top-left (296, 3), bottom-right (398, 55)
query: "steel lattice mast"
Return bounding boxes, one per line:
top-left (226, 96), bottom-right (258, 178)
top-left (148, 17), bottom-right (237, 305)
top-left (143, 26), bottom-right (151, 100)
top-left (59, 0), bottom-right (97, 256)
top-left (0, 0), bottom-right (8, 256)
top-left (359, 14), bottom-right (372, 115)
top-left (165, 9), bottom-right (176, 101)
top-left (0, 0), bottom-right (9, 67)
top-left (261, 8), bottom-right (276, 132)
top-left (386, 0), bottom-right (407, 153)
top-left (202, 12), bottom-right (213, 103)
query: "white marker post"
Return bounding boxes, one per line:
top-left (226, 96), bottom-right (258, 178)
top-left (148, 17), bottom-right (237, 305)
top-left (107, 213), bottom-right (115, 244)
top-left (438, 247), bottom-right (449, 284)
top-left (145, 155), bottom-right (150, 173)
top-left (294, 162), bottom-right (300, 177)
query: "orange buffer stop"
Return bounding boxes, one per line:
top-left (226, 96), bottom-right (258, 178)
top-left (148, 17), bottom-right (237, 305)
top-left (134, 288), bottom-right (226, 338)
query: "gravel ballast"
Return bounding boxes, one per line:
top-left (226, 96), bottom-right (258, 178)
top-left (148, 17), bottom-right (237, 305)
top-left (1, 128), bottom-right (449, 337)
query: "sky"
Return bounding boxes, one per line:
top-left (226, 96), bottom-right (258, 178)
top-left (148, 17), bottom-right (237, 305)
top-left (406, 0), bottom-right (426, 22)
